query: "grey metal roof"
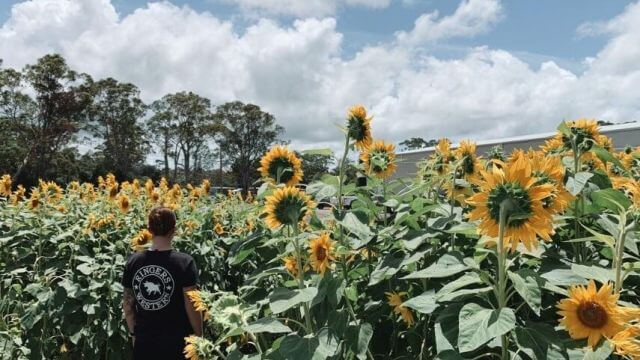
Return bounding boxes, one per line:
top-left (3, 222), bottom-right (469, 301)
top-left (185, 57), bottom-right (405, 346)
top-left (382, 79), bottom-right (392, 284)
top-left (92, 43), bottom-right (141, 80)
top-left (394, 122), bottom-right (640, 179)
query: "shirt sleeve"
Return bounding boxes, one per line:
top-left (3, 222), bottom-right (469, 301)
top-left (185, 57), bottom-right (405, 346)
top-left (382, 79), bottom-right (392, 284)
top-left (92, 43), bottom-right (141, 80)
top-left (183, 258), bottom-right (199, 288)
top-left (122, 257), bottom-right (132, 289)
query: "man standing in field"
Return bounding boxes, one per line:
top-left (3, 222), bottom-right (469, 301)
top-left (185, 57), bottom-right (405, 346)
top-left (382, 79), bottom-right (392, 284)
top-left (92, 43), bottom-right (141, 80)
top-left (122, 206), bottom-right (203, 359)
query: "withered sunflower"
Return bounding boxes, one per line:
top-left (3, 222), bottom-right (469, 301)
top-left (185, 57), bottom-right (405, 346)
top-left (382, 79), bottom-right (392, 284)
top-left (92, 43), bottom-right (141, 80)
top-left (557, 280), bottom-right (626, 349)
top-left (385, 291), bottom-right (415, 326)
top-left (258, 146), bottom-right (304, 186)
top-left (347, 105), bottom-right (373, 151)
top-left (360, 140), bottom-right (397, 179)
top-left (466, 152), bottom-right (555, 252)
top-left (308, 232), bottom-right (335, 274)
top-left (263, 187), bottom-right (314, 229)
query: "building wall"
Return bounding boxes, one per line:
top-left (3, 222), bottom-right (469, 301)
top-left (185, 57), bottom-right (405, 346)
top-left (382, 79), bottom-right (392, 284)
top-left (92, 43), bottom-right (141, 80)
top-left (394, 123), bottom-right (640, 179)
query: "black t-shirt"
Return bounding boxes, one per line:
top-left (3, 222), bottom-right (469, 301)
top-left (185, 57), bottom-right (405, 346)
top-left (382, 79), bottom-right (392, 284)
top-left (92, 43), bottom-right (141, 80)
top-left (122, 249), bottom-right (198, 337)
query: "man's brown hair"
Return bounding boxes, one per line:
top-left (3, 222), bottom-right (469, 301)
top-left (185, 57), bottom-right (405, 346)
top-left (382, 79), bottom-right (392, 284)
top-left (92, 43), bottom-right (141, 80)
top-left (148, 206), bottom-right (176, 236)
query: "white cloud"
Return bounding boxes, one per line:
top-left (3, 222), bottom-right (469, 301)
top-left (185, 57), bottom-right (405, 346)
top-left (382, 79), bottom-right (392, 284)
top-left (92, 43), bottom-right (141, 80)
top-left (396, 0), bottom-right (503, 45)
top-left (1, 0), bottom-right (640, 155)
top-left (218, 0), bottom-right (392, 18)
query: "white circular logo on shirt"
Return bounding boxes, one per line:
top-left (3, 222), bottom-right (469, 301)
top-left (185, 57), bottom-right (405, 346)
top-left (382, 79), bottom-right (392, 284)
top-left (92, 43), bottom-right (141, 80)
top-left (132, 265), bottom-right (175, 311)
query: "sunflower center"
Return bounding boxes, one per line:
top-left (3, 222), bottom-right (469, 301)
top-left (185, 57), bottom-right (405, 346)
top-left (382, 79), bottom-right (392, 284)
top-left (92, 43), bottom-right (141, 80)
top-left (315, 246), bottom-right (327, 261)
top-left (577, 301), bottom-right (608, 329)
top-left (348, 117), bottom-right (367, 141)
top-left (487, 182), bottom-right (532, 226)
top-left (268, 157), bottom-right (294, 183)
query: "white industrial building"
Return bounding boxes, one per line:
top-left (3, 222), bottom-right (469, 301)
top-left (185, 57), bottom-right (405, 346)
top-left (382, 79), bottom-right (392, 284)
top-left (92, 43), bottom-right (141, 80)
top-left (394, 122), bottom-right (640, 179)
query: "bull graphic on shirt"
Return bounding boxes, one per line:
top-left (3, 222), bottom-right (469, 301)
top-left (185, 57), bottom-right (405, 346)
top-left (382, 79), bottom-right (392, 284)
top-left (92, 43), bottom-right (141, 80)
top-left (143, 281), bottom-right (161, 296)
top-left (132, 265), bottom-right (175, 311)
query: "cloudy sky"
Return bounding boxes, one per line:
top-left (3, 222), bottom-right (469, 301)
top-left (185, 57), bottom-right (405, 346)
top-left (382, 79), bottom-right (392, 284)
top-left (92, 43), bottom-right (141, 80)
top-left (1, 0), bottom-right (640, 153)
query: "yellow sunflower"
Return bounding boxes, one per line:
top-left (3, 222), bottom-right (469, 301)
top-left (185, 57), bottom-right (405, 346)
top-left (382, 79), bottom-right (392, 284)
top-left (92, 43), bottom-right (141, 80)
top-left (186, 290), bottom-right (210, 320)
top-left (557, 280), bottom-right (627, 349)
top-left (610, 325), bottom-right (640, 359)
top-left (308, 232), bottom-right (335, 274)
top-left (108, 185), bottom-right (119, 200)
top-left (541, 136), bottom-right (565, 154)
top-left (131, 229), bottom-right (152, 251)
top-left (431, 138), bottom-right (455, 174)
top-left (612, 177), bottom-right (640, 208)
top-left (118, 194), bottom-right (130, 213)
top-left (559, 118), bottom-right (601, 152)
top-left (214, 223), bottom-right (224, 235)
top-left (454, 140), bottom-right (482, 181)
top-left (283, 256), bottom-right (299, 277)
top-left (10, 185), bottom-right (25, 205)
top-left (385, 291), bottom-right (415, 326)
top-left (347, 105), bottom-right (373, 151)
top-left (0, 174), bottom-right (12, 196)
top-left (466, 152), bottom-right (555, 252)
top-left (183, 335), bottom-right (200, 360)
top-left (258, 146), bottom-right (304, 186)
top-left (360, 140), bottom-right (397, 179)
top-left (29, 189), bottom-right (41, 209)
top-left (263, 187), bottom-right (314, 229)
top-left (525, 150), bottom-right (574, 215)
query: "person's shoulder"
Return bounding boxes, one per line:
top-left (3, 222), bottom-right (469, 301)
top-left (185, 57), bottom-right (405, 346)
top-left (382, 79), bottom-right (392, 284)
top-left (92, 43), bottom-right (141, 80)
top-left (125, 251), bottom-right (146, 265)
top-left (171, 250), bottom-right (194, 262)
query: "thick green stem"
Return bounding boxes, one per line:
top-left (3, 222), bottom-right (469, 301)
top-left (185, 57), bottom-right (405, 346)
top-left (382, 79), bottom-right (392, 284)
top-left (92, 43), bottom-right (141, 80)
top-left (338, 134), bottom-right (350, 213)
top-left (291, 225), bottom-right (313, 333)
top-left (613, 214), bottom-right (634, 293)
top-left (497, 201), bottom-right (510, 360)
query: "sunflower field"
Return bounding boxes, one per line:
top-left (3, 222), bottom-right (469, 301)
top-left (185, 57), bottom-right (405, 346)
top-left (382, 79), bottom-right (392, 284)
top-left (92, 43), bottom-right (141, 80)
top-left (2, 106), bottom-right (640, 360)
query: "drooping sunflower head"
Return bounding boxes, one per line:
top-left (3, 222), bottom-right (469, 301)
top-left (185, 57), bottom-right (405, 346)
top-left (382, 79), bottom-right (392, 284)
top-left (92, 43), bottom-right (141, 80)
top-left (263, 187), bottom-right (314, 229)
top-left (466, 152), bottom-right (555, 252)
top-left (183, 336), bottom-right (214, 360)
top-left (10, 185), bottom-right (25, 205)
top-left (346, 105), bottom-right (373, 151)
top-left (541, 136), bottom-right (565, 155)
top-left (360, 140), bottom-right (397, 179)
top-left (186, 290), bottom-right (210, 320)
top-left (308, 232), bottom-right (335, 275)
top-left (454, 140), bottom-right (481, 180)
top-left (108, 185), bottom-right (119, 200)
top-left (597, 135), bottom-right (614, 151)
top-left (385, 291), bottom-right (415, 327)
top-left (561, 119), bottom-right (601, 152)
top-left (258, 146), bottom-right (304, 186)
top-left (557, 280), bottom-right (626, 349)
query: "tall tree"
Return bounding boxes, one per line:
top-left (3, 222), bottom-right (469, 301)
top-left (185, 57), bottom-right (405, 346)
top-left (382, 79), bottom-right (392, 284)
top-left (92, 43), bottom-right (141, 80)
top-left (148, 92), bottom-right (219, 183)
top-left (87, 78), bottom-right (148, 179)
top-left (147, 99), bottom-right (176, 180)
top-left (19, 54), bottom-right (92, 181)
top-left (0, 63), bottom-right (36, 179)
top-left (215, 101), bottom-right (283, 192)
top-left (300, 152), bottom-right (333, 183)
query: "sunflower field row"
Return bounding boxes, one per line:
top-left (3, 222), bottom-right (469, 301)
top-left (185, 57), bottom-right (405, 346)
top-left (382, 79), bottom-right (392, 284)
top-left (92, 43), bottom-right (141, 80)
top-left (2, 106), bottom-right (640, 360)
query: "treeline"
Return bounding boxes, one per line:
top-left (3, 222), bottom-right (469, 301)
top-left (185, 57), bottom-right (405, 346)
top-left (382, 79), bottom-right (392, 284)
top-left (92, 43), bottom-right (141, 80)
top-left (0, 54), bottom-right (331, 191)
